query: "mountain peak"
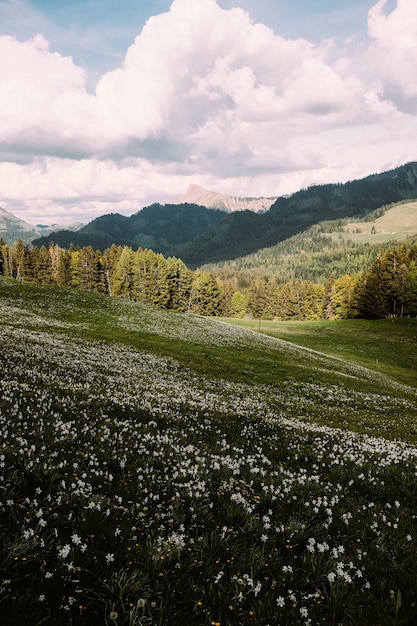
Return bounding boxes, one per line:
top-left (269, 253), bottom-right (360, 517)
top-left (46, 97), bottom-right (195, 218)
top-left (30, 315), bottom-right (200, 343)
top-left (175, 185), bottom-right (277, 213)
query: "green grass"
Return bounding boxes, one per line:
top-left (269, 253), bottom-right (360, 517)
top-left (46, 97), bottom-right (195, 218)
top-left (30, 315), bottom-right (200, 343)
top-left (2, 277), bottom-right (417, 625)
top-left (326, 201), bottom-right (417, 245)
top-left (221, 317), bottom-right (417, 390)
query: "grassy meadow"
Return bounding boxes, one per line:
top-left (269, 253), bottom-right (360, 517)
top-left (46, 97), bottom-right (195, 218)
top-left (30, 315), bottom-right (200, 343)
top-left (327, 201), bottom-right (417, 245)
top-left (1, 277), bottom-right (417, 625)
top-left (222, 318), bottom-right (417, 391)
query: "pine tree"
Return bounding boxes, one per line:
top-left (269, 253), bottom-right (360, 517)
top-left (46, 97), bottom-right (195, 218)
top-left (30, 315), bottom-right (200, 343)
top-left (34, 245), bottom-right (54, 284)
top-left (165, 257), bottom-right (193, 311)
top-left (69, 247), bottom-right (82, 288)
top-left (13, 239), bottom-right (32, 281)
top-left (79, 247), bottom-right (105, 292)
top-left (189, 271), bottom-right (224, 316)
top-left (102, 244), bottom-right (123, 296)
top-left (327, 274), bottom-right (360, 319)
top-left (246, 278), bottom-right (277, 319)
top-left (0, 238), bottom-right (4, 275)
top-left (227, 291), bottom-right (248, 318)
top-left (406, 260), bottom-right (417, 316)
top-left (356, 254), bottom-right (390, 319)
top-left (112, 247), bottom-right (135, 299)
top-left (56, 248), bottom-right (72, 286)
top-left (1, 243), bottom-right (14, 278)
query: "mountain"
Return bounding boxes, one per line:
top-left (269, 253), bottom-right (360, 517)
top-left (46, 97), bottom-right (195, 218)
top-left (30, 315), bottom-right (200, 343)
top-left (179, 162), bottom-right (417, 265)
top-left (0, 207), bottom-right (83, 246)
top-left (32, 203), bottom-right (226, 255)
top-left (27, 161), bottom-right (417, 266)
top-left (204, 201), bottom-right (417, 284)
top-left (175, 184), bottom-right (277, 213)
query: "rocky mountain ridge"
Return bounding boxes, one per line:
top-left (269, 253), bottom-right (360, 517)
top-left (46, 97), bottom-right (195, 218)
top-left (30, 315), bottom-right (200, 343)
top-left (175, 184), bottom-right (277, 213)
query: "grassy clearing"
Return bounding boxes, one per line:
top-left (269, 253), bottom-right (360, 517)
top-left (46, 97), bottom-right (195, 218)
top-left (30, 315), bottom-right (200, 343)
top-left (222, 317), bottom-right (417, 390)
top-left (1, 278), bottom-right (417, 625)
top-left (326, 201), bottom-right (417, 245)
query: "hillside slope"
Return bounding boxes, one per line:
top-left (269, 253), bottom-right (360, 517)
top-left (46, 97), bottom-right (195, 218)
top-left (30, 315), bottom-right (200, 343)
top-left (181, 162), bottom-right (417, 264)
top-left (0, 207), bottom-right (82, 245)
top-left (2, 279), bottom-right (417, 625)
top-left (205, 201), bottom-right (417, 282)
top-left (32, 203), bottom-right (226, 254)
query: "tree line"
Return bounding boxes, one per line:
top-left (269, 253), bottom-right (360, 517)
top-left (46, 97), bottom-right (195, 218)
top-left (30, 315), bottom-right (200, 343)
top-left (1, 239), bottom-right (416, 320)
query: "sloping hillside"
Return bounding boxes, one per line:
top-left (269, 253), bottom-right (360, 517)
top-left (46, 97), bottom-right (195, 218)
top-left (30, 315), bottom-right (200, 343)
top-left (181, 162), bottom-right (417, 264)
top-left (1, 278), bottom-right (417, 624)
top-left (30, 162), bottom-right (417, 266)
top-left (205, 201), bottom-right (417, 282)
top-left (32, 203), bottom-right (226, 254)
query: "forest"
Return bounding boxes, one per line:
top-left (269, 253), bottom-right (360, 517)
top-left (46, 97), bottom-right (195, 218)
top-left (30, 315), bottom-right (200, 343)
top-left (1, 237), bottom-right (417, 320)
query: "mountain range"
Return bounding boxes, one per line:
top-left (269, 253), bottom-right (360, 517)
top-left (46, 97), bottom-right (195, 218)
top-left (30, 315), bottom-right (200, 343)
top-left (4, 162), bottom-right (417, 266)
top-left (175, 184), bottom-right (277, 213)
top-left (0, 207), bottom-right (83, 246)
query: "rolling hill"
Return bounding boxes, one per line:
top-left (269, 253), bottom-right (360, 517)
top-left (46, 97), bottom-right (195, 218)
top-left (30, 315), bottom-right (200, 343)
top-left (180, 162), bottom-right (417, 265)
top-left (204, 200), bottom-right (417, 282)
top-left (1, 278), bottom-right (417, 624)
top-left (21, 161), bottom-right (417, 268)
top-left (32, 203), bottom-right (226, 255)
top-left (0, 206), bottom-right (83, 246)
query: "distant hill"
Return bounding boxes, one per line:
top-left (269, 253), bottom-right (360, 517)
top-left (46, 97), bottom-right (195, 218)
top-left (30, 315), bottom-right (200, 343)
top-left (180, 162), bottom-right (417, 265)
top-left (175, 184), bottom-right (276, 213)
top-left (28, 161), bottom-right (417, 266)
top-left (32, 203), bottom-right (226, 255)
top-left (0, 207), bottom-right (83, 246)
top-left (204, 200), bottom-right (417, 284)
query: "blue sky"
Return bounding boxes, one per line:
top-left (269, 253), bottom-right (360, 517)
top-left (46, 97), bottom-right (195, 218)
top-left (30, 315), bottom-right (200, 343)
top-left (0, 0), bottom-right (415, 225)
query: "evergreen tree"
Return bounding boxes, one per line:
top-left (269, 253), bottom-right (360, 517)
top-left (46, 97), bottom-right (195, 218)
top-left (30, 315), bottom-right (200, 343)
top-left (147, 252), bottom-right (171, 308)
top-left (189, 271), bottom-right (224, 316)
top-left (327, 274), bottom-right (360, 319)
top-left (246, 278), bottom-right (277, 319)
top-left (79, 246), bottom-right (105, 292)
top-left (0, 238), bottom-right (4, 275)
top-left (1, 243), bottom-right (14, 278)
top-left (276, 281), bottom-right (304, 320)
top-left (406, 260), bottom-right (417, 316)
top-left (13, 239), bottom-right (33, 281)
top-left (112, 247), bottom-right (135, 299)
top-left (56, 248), bottom-right (72, 286)
top-left (34, 245), bottom-right (54, 284)
top-left (227, 291), bottom-right (248, 318)
top-left (165, 257), bottom-right (193, 311)
top-left (69, 247), bottom-right (82, 288)
top-left (102, 244), bottom-right (123, 296)
top-left (356, 254), bottom-right (390, 319)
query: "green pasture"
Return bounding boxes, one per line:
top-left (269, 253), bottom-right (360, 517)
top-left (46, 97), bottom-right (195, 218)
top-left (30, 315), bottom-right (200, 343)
top-left (2, 277), bottom-right (417, 625)
top-left (222, 317), bottom-right (417, 390)
top-left (326, 201), bottom-right (417, 245)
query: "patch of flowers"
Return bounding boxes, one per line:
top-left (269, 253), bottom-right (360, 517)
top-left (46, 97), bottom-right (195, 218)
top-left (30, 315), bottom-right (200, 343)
top-left (1, 281), bottom-right (417, 624)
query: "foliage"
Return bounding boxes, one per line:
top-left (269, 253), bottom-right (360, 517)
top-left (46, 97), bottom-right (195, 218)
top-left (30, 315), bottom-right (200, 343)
top-left (27, 163), bottom-right (417, 267)
top-left (181, 162), bottom-right (417, 265)
top-left (1, 280), bottom-right (417, 625)
top-left (32, 204), bottom-right (226, 257)
top-left (2, 237), bottom-right (417, 321)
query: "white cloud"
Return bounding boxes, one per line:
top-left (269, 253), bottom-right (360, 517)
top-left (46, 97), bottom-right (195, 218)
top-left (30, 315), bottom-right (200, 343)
top-left (0, 0), bottom-right (416, 226)
top-left (0, 34), bottom-right (98, 158)
top-left (367, 0), bottom-right (417, 111)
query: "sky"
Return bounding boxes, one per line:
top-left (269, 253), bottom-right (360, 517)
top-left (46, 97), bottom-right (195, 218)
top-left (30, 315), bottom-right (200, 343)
top-left (0, 0), bottom-right (416, 226)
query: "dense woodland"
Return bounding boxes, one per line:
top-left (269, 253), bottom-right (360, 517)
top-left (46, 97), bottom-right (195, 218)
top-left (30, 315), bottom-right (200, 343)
top-left (1, 237), bottom-right (417, 320)
top-left (30, 162), bottom-right (417, 265)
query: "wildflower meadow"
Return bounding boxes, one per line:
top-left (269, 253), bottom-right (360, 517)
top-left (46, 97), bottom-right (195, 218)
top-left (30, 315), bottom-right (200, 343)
top-left (1, 277), bottom-right (417, 625)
